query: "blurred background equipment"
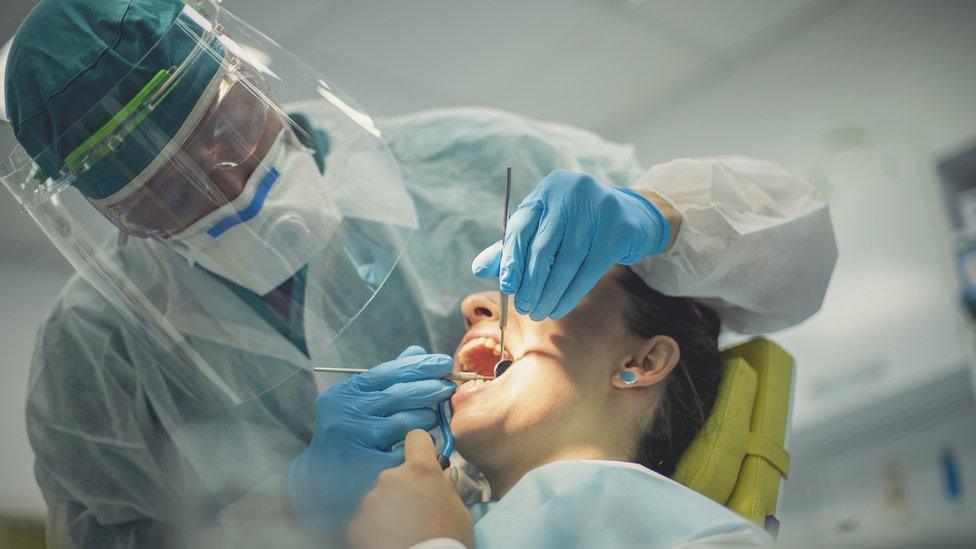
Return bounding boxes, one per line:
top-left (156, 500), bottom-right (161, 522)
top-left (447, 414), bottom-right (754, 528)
top-left (778, 369), bottom-right (976, 548)
top-left (939, 142), bottom-right (976, 318)
top-left (0, 516), bottom-right (44, 549)
top-left (2, 1), bottom-right (975, 547)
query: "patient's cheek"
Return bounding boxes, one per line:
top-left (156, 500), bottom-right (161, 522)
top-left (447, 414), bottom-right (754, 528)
top-left (550, 295), bottom-right (628, 363)
top-left (535, 323), bottom-right (605, 370)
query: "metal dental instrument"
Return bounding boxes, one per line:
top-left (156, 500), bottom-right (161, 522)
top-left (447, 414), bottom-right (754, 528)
top-left (312, 367), bottom-right (494, 381)
top-left (494, 167), bottom-right (514, 378)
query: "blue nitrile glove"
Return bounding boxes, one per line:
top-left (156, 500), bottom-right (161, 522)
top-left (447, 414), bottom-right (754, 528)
top-left (472, 169), bottom-right (669, 321)
top-left (287, 346), bottom-right (456, 536)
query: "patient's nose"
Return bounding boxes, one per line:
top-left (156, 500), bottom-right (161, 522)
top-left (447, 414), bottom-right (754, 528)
top-left (461, 292), bottom-right (500, 330)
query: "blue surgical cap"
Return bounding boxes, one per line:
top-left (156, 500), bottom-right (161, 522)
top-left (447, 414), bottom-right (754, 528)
top-left (4, 0), bottom-right (221, 199)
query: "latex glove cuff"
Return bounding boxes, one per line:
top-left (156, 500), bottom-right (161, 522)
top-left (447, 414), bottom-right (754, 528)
top-left (614, 186), bottom-right (670, 260)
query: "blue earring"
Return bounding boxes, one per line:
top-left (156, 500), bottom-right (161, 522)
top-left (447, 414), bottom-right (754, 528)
top-left (618, 371), bottom-right (638, 385)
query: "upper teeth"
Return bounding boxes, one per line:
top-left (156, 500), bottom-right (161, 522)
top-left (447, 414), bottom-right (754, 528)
top-left (457, 336), bottom-right (513, 372)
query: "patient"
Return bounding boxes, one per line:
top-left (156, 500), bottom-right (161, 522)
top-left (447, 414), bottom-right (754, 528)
top-left (451, 264), bottom-right (722, 492)
top-left (349, 266), bottom-right (771, 548)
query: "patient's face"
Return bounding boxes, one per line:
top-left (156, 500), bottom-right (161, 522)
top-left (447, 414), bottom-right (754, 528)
top-left (451, 266), bottom-right (637, 467)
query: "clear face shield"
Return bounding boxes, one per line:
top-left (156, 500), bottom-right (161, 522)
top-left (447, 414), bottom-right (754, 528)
top-left (1, 1), bottom-right (417, 405)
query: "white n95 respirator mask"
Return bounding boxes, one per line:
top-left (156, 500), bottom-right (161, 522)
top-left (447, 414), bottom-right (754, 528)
top-left (166, 128), bottom-right (343, 295)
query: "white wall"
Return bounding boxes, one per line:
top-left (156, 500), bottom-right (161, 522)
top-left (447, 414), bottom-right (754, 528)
top-left (620, 0), bottom-right (976, 428)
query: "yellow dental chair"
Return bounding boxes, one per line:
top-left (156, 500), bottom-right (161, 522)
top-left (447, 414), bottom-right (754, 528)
top-left (674, 338), bottom-right (794, 537)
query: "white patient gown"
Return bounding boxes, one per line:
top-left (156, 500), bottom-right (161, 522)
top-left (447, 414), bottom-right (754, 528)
top-left (467, 460), bottom-right (771, 548)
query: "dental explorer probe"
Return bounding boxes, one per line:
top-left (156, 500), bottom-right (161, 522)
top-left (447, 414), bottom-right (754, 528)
top-left (312, 367), bottom-right (494, 381)
top-left (494, 167), bottom-right (514, 378)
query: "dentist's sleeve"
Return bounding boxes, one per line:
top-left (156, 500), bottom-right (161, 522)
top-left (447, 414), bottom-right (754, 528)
top-left (629, 157), bottom-right (838, 334)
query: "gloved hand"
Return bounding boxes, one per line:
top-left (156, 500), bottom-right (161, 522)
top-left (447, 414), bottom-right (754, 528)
top-left (287, 346), bottom-right (456, 536)
top-left (472, 169), bottom-right (669, 321)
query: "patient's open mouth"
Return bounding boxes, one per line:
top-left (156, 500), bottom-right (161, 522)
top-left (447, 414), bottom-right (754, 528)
top-left (456, 334), bottom-right (514, 378)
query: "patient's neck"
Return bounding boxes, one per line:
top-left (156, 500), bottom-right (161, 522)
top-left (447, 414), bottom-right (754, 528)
top-left (479, 443), bottom-right (628, 500)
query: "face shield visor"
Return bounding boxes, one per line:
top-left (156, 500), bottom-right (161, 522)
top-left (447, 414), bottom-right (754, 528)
top-left (92, 62), bottom-right (274, 238)
top-left (1, 1), bottom-right (417, 405)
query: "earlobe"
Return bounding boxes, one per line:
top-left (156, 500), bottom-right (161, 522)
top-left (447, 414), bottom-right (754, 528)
top-left (611, 336), bottom-right (680, 389)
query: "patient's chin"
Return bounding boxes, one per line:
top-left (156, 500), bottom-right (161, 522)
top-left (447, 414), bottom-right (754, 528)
top-left (450, 406), bottom-right (501, 454)
top-left (450, 409), bottom-right (488, 440)
top-left (453, 425), bottom-right (497, 466)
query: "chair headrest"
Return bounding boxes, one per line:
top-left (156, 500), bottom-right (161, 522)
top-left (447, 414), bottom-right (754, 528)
top-left (673, 338), bottom-right (794, 526)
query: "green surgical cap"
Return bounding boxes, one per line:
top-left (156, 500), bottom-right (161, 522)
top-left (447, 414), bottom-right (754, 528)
top-left (4, 0), bottom-right (220, 199)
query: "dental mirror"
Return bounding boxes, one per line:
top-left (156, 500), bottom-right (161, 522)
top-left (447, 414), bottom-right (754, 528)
top-left (493, 359), bottom-right (513, 378)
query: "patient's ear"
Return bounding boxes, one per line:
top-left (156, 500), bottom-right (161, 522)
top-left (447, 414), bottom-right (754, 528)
top-left (611, 335), bottom-right (680, 389)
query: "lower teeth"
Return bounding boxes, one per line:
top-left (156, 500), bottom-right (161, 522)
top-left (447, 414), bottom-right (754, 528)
top-left (461, 379), bottom-right (489, 392)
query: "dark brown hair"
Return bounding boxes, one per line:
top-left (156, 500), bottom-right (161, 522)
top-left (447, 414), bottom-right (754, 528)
top-left (615, 267), bottom-right (722, 478)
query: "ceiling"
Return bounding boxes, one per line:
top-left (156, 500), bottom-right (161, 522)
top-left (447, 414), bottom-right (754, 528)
top-left (225, 0), bottom-right (844, 136)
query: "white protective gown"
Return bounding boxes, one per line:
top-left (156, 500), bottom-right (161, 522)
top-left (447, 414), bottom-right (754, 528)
top-left (26, 107), bottom-right (835, 547)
